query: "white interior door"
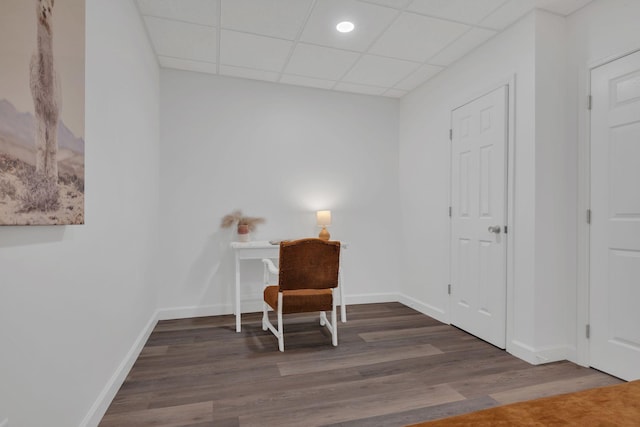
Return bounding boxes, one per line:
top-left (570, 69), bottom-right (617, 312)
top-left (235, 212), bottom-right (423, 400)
top-left (590, 50), bottom-right (640, 381)
top-left (450, 86), bottom-right (508, 349)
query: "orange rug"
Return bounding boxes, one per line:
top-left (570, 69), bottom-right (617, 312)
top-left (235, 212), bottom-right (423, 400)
top-left (407, 380), bottom-right (640, 426)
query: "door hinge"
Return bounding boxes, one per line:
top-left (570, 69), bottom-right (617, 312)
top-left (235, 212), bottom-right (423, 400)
top-left (587, 95), bottom-right (592, 110)
top-left (586, 209), bottom-right (591, 224)
top-left (448, 284), bottom-right (451, 295)
top-left (448, 206), bottom-right (452, 217)
top-left (504, 225), bottom-right (508, 234)
top-left (449, 129), bottom-right (453, 141)
top-left (586, 324), bottom-right (590, 339)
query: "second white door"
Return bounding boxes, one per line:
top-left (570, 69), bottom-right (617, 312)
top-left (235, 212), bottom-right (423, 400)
top-left (590, 49), bottom-right (640, 380)
top-left (450, 86), bottom-right (508, 349)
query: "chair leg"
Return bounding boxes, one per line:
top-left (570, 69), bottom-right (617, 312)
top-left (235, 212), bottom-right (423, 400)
top-left (319, 292), bottom-right (338, 347)
top-left (262, 297), bottom-right (284, 351)
top-left (277, 292), bottom-right (284, 352)
top-left (331, 290), bottom-right (338, 346)
top-left (331, 310), bottom-right (338, 346)
top-left (262, 302), bottom-right (268, 331)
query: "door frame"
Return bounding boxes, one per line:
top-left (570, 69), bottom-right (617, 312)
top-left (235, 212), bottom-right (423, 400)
top-left (447, 77), bottom-right (516, 350)
top-left (577, 47), bottom-right (640, 367)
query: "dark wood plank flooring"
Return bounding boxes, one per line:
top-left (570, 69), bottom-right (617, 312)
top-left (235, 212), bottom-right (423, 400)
top-left (100, 303), bottom-right (621, 426)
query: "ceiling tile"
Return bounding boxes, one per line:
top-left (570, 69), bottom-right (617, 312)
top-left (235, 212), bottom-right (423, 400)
top-left (300, 0), bottom-right (398, 51)
top-left (137, 0), bottom-right (219, 26)
top-left (139, 0), bottom-right (574, 98)
top-left (383, 88), bottom-right (409, 98)
top-left (284, 44), bottom-right (360, 81)
top-left (219, 30), bottom-right (293, 72)
top-left (219, 65), bottom-right (280, 82)
top-left (280, 74), bottom-right (337, 90)
top-left (144, 17), bottom-right (217, 62)
top-left (369, 12), bottom-right (469, 62)
top-left (535, 0), bottom-right (593, 15)
top-left (394, 64), bottom-right (443, 90)
top-left (479, 0), bottom-right (535, 30)
top-left (407, 0), bottom-right (507, 24)
top-left (358, 0), bottom-right (413, 9)
top-left (158, 56), bottom-right (217, 74)
top-left (428, 27), bottom-right (497, 66)
top-left (221, 0), bottom-right (313, 40)
top-left (334, 82), bottom-right (387, 96)
top-left (343, 54), bottom-right (420, 87)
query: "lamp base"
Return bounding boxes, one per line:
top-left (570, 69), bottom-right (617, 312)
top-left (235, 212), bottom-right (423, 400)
top-left (318, 227), bottom-right (330, 241)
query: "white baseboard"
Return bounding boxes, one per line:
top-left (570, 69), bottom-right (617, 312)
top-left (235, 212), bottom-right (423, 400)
top-left (345, 292), bottom-right (449, 325)
top-left (157, 303), bottom-right (233, 320)
top-left (156, 294), bottom-right (408, 321)
top-left (156, 294), bottom-right (448, 322)
top-left (564, 345), bottom-right (580, 366)
top-left (508, 340), bottom-right (569, 365)
top-left (397, 293), bottom-right (448, 324)
top-left (156, 297), bottom-right (276, 320)
top-left (80, 310), bottom-right (159, 427)
top-left (344, 292), bottom-right (399, 305)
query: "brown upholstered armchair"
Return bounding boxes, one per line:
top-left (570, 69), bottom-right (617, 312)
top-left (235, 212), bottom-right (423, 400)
top-left (262, 238), bottom-right (341, 352)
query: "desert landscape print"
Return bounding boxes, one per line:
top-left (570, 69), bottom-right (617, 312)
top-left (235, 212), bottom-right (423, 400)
top-left (0, 0), bottom-right (85, 225)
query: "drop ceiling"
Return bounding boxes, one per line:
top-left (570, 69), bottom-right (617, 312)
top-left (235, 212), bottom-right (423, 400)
top-left (136, 0), bottom-right (592, 98)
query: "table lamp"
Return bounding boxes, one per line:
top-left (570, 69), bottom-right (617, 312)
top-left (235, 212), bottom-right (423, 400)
top-left (316, 210), bottom-right (331, 241)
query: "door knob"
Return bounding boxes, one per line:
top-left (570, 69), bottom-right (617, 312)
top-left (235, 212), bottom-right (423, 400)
top-left (488, 225), bottom-right (501, 234)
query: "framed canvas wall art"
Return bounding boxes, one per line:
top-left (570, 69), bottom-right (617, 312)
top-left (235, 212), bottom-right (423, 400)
top-left (0, 0), bottom-right (85, 225)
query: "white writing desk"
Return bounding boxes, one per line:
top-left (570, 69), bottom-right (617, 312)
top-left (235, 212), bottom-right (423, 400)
top-left (230, 240), bottom-right (348, 332)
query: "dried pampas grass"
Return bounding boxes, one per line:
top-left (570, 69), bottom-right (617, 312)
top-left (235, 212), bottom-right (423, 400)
top-left (220, 210), bottom-right (265, 231)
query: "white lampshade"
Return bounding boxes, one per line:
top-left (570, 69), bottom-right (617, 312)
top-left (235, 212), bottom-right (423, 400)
top-left (316, 210), bottom-right (331, 227)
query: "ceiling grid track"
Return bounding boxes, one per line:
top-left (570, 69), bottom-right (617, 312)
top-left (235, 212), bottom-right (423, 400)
top-left (136, 0), bottom-right (594, 98)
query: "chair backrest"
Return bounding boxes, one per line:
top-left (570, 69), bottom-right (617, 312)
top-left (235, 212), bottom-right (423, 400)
top-left (278, 238), bottom-right (340, 291)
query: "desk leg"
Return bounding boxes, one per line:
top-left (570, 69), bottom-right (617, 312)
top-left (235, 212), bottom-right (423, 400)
top-left (235, 253), bottom-right (241, 332)
top-left (339, 269), bottom-right (347, 322)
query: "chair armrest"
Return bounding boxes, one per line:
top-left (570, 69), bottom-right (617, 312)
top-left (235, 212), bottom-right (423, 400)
top-left (262, 259), bottom-right (279, 276)
top-left (262, 258), bottom-right (278, 287)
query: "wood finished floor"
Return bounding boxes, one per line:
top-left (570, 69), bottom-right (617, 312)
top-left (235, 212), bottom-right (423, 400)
top-left (100, 303), bottom-right (621, 427)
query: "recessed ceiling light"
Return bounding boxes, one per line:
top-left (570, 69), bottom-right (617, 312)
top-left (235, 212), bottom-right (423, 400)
top-left (336, 21), bottom-right (355, 33)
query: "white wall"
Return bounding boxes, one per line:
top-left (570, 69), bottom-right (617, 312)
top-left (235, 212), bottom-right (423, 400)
top-left (566, 0), bottom-right (640, 365)
top-left (158, 70), bottom-right (401, 316)
top-left (0, 0), bottom-right (160, 425)
top-left (398, 13), bottom-right (536, 336)
top-left (398, 11), bottom-right (577, 364)
top-left (532, 11), bottom-right (571, 361)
